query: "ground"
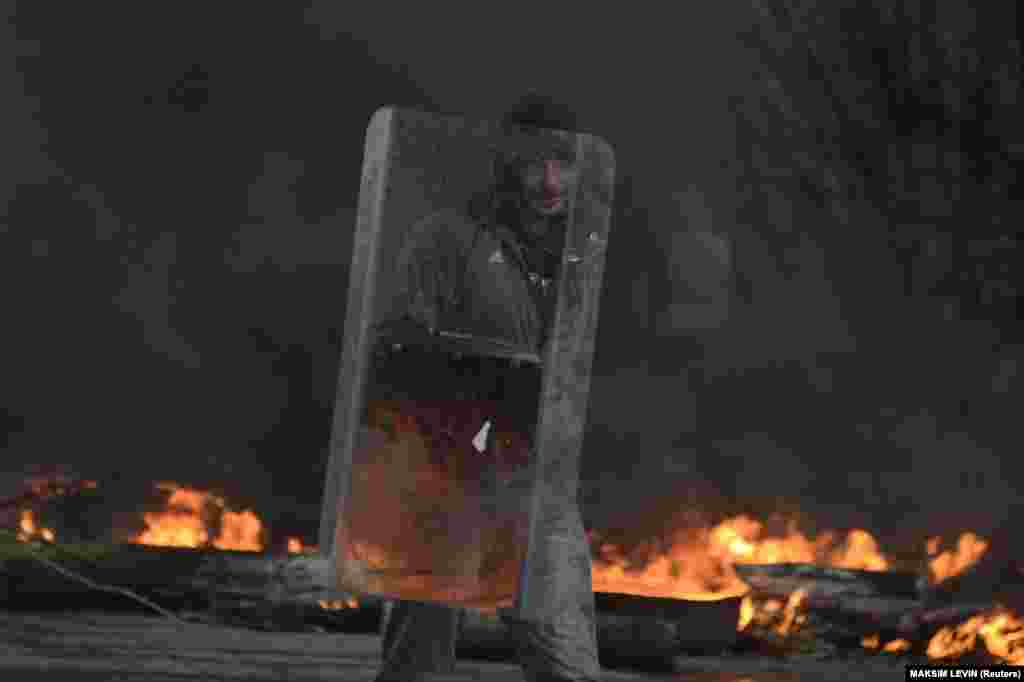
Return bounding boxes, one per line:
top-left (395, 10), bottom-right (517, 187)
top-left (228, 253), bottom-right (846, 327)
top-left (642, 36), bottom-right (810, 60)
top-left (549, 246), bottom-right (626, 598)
top-left (0, 610), bottom-right (910, 681)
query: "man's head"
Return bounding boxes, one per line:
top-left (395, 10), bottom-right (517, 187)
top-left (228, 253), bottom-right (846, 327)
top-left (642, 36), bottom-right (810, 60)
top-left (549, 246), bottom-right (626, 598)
top-left (514, 144), bottom-right (580, 218)
top-left (500, 91), bottom-right (579, 132)
top-left (497, 92), bottom-right (582, 221)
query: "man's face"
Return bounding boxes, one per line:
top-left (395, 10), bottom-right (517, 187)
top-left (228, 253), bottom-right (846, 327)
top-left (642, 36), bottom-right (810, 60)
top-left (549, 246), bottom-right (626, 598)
top-left (520, 158), bottom-right (579, 218)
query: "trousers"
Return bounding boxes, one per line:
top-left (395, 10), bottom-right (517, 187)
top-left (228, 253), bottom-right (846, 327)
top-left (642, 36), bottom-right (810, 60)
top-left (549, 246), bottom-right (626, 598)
top-left (373, 511), bottom-right (600, 682)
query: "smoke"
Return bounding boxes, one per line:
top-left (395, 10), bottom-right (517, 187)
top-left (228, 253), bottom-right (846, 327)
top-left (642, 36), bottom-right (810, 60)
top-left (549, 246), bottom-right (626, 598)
top-left (112, 230), bottom-right (202, 369)
top-left (657, 186), bottom-right (732, 334)
top-left (879, 411), bottom-right (1017, 535)
top-left (0, 10), bottom-right (58, 213)
top-left (990, 349), bottom-right (1019, 394)
top-left (707, 432), bottom-right (813, 506)
top-left (2, 2), bottom-right (1017, 546)
top-left (225, 152), bottom-right (353, 274)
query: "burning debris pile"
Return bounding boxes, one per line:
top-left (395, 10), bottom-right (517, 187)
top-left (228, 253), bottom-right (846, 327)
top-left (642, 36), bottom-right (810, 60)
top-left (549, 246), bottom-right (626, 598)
top-left (130, 482), bottom-right (320, 557)
top-left (133, 483), bottom-right (268, 553)
top-left (589, 515), bottom-right (891, 599)
top-left (588, 515), bottom-right (1022, 665)
top-left (2, 475), bottom-right (344, 628)
top-left (2, 474), bottom-right (1022, 666)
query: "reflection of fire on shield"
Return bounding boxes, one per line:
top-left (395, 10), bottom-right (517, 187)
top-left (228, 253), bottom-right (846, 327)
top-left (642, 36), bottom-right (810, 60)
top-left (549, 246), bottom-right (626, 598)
top-left (319, 107), bottom-right (615, 612)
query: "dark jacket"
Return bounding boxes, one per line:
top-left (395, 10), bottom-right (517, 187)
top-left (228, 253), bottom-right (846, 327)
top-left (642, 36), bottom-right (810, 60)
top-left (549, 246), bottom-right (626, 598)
top-left (388, 207), bottom-right (559, 356)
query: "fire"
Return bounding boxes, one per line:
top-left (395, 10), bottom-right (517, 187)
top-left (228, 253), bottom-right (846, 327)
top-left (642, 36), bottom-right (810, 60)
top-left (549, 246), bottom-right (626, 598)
top-left (15, 510), bottom-right (55, 543)
top-left (212, 509), bottom-right (263, 552)
top-left (862, 634), bottom-right (911, 653)
top-left (977, 612), bottom-right (1024, 664)
top-left (927, 532), bottom-right (989, 583)
top-left (589, 516), bottom-right (1020, 660)
top-left (776, 588), bottom-right (807, 637)
top-left (135, 485), bottom-right (210, 548)
top-left (589, 515), bottom-right (889, 600)
top-left (827, 529), bottom-right (888, 572)
top-left (927, 609), bottom-right (1024, 664)
top-left (919, 532), bottom-right (1024, 665)
top-left (318, 597), bottom-right (360, 610)
top-left (883, 639), bottom-right (911, 653)
top-left (17, 470), bottom-right (1017, 662)
top-left (134, 483), bottom-right (264, 552)
top-left (287, 537), bottom-right (319, 554)
top-left (738, 595), bottom-right (756, 630)
top-left (109, 480), bottom-right (1016, 665)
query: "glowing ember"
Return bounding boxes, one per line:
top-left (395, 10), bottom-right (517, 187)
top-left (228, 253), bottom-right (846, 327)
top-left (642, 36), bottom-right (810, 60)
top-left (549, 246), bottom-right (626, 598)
top-left (16, 510), bottom-right (55, 543)
top-left (318, 597), bottom-right (360, 610)
top-left (287, 537), bottom-right (305, 554)
top-left (927, 532), bottom-right (989, 583)
top-left (134, 483), bottom-right (264, 552)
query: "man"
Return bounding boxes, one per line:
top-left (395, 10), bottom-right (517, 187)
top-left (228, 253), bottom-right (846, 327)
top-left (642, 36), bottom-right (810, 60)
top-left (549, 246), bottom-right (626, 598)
top-left (372, 94), bottom-right (601, 682)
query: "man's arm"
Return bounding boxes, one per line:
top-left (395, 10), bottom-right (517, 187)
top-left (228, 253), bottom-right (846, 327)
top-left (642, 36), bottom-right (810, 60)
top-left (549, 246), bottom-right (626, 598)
top-left (375, 209), bottom-right (542, 363)
top-left (374, 211), bottom-right (460, 345)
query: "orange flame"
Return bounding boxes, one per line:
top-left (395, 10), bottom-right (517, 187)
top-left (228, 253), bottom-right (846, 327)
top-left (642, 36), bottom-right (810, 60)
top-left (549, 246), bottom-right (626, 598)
top-left (15, 510), bottom-right (55, 543)
top-left (133, 483), bottom-right (263, 552)
top-left (738, 595), bottom-right (756, 630)
top-left (211, 509), bottom-right (263, 552)
top-left (286, 537), bottom-right (319, 554)
top-left (120, 482), bottom-right (1012, 664)
top-left (589, 517), bottom-right (1015, 658)
top-left (883, 639), bottom-right (911, 653)
top-left (927, 532), bottom-right (989, 583)
top-left (589, 515), bottom-right (888, 600)
top-left (827, 529), bottom-right (888, 572)
top-left (927, 609), bottom-right (1024, 664)
top-left (862, 635), bottom-right (911, 653)
top-left (776, 588), bottom-right (807, 637)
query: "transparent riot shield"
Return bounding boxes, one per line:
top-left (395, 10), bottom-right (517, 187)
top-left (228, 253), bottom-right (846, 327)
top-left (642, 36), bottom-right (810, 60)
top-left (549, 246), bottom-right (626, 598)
top-left (319, 107), bottom-right (614, 613)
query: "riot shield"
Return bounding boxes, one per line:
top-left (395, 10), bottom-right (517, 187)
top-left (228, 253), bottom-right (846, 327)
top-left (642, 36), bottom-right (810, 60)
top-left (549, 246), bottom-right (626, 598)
top-left (319, 107), bottom-right (614, 613)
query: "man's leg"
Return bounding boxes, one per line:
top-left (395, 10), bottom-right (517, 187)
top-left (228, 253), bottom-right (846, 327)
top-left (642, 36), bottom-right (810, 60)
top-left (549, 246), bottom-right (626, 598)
top-left (375, 600), bottom-right (461, 682)
top-left (504, 607), bottom-right (600, 682)
top-left (503, 511), bottom-right (601, 682)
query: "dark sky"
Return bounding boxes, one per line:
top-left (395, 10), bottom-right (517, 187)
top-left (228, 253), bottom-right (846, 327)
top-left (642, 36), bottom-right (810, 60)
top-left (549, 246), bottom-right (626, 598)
top-left (1, 3), bottom-right (1019, 545)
